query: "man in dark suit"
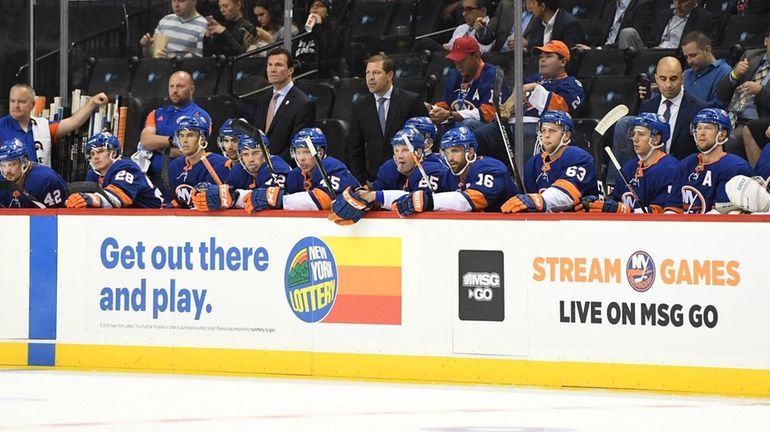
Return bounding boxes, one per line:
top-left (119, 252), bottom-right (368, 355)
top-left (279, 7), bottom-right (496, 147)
top-left (474, 0), bottom-right (532, 51)
top-left (716, 28), bottom-right (770, 161)
top-left (645, 0), bottom-right (721, 48)
top-left (348, 54), bottom-right (428, 183)
top-left (597, 0), bottom-right (655, 48)
top-left (610, 56), bottom-right (708, 183)
top-left (522, 0), bottom-right (585, 49)
top-left (253, 48), bottom-right (315, 163)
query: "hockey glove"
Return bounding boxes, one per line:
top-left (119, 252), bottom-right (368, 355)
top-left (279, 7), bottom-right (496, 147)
top-left (192, 183), bottom-right (235, 211)
top-left (501, 193), bottom-right (545, 213)
top-left (580, 195), bottom-right (631, 213)
top-left (245, 186), bottom-right (284, 213)
top-left (391, 190), bottom-right (433, 217)
top-left (329, 186), bottom-right (371, 226)
top-left (65, 192), bottom-right (102, 208)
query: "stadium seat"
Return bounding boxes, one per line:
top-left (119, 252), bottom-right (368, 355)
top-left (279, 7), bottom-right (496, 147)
top-left (573, 77), bottom-right (593, 118)
top-left (572, 49), bottom-right (627, 78)
top-left (561, 0), bottom-right (607, 20)
top-left (627, 49), bottom-right (679, 77)
top-left (390, 53), bottom-right (426, 79)
top-left (703, 0), bottom-right (731, 14)
top-left (331, 78), bottom-right (370, 122)
top-left (721, 15), bottom-right (770, 48)
top-left (578, 19), bottom-right (605, 47)
top-left (388, 0), bottom-right (416, 36)
top-left (179, 57), bottom-right (224, 97)
top-left (414, 0), bottom-right (443, 36)
top-left (394, 77), bottom-right (430, 101)
top-left (425, 51), bottom-right (454, 79)
top-left (317, 118), bottom-right (350, 164)
top-left (130, 58), bottom-right (179, 99)
top-left (346, 0), bottom-right (397, 46)
top-left (582, 76), bottom-right (639, 120)
top-left (87, 57), bottom-right (134, 97)
top-left (295, 79), bottom-right (337, 119)
top-left (431, 75), bottom-right (449, 104)
top-left (227, 56), bottom-right (268, 97)
top-left (482, 51), bottom-right (514, 80)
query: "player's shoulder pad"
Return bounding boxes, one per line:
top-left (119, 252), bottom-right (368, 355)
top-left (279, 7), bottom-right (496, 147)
top-left (471, 156), bottom-right (509, 176)
top-left (563, 146), bottom-right (594, 164)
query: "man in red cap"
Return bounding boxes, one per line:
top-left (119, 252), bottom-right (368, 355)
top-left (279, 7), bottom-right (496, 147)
top-left (473, 39), bottom-right (585, 165)
top-left (428, 35), bottom-right (507, 132)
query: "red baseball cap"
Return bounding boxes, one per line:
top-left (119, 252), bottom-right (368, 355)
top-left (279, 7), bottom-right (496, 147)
top-left (534, 40), bottom-right (570, 62)
top-left (446, 36), bottom-right (481, 62)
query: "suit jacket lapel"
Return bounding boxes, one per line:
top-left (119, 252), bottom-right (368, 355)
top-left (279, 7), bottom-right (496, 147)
top-left (673, 93), bottom-right (690, 145)
top-left (268, 87), bottom-right (295, 133)
top-left (383, 88), bottom-right (400, 137)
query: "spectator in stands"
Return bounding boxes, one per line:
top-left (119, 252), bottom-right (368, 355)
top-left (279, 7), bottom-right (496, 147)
top-left (430, 36), bottom-right (501, 132)
top-left (716, 27), bottom-right (770, 161)
top-left (304, 0), bottom-right (347, 77)
top-left (730, 0), bottom-right (770, 15)
top-left (474, 0), bottom-right (532, 52)
top-left (681, 31), bottom-right (732, 108)
top-left (521, 0), bottom-right (584, 49)
top-left (139, 0), bottom-right (207, 58)
top-left (444, 0), bottom-right (493, 54)
top-left (473, 40), bottom-right (583, 164)
top-left (0, 84), bottom-right (108, 167)
top-left (577, 0), bottom-right (655, 49)
top-left (744, 118), bottom-right (770, 166)
top-left (204, 0), bottom-right (255, 57)
top-left (252, 48), bottom-right (315, 163)
top-left (610, 0), bottom-right (721, 51)
top-left (612, 56), bottom-right (708, 172)
top-left (349, 54), bottom-right (428, 183)
top-left (245, 0), bottom-right (299, 54)
top-left (135, 71), bottom-right (211, 199)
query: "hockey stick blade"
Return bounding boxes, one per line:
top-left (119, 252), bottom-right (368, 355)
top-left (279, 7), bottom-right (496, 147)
top-left (595, 105), bottom-right (629, 137)
top-left (231, 118), bottom-right (277, 180)
top-left (603, 147), bottom-right (648, 213)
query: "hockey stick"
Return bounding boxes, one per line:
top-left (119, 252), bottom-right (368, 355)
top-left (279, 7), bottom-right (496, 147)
top-left (304, 136), bottom-right (337, 199)
top-left (604, 147), bottom-right (648, 213)
top-left (593, 104), bottom-right (630, 194)
top-left (231, 118), bottom-right (279, 183)
top-left (402, 135), bottom-right (432, 189)
top-left (0, 180), bottom-right (46, 209)
top-left (492, 66), bottom-right (526, 193)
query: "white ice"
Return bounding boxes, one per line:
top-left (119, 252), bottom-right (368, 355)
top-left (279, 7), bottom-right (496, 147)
top-left (0, 369), bottom-right (769, 431)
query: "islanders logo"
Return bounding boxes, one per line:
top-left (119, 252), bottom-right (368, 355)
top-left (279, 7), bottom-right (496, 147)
top-left (284, 237), bottom-right (338, 323)
top-left (626, 250), bottom-right (655, 292)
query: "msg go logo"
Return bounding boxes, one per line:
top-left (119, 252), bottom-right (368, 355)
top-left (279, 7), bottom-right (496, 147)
top-left (463, 272), bottom-right (500, 302)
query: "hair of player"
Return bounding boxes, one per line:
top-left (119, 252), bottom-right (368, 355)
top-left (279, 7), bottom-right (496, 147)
top-left (365, 54), bottom-right (395, 75)
top-left (681, 31), bottom-right (712, 50)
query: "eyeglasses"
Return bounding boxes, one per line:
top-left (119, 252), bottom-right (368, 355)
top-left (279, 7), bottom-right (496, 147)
top-left (462, 6), bottom-right (481, 12)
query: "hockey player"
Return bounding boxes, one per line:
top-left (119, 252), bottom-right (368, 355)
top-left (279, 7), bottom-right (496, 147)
top-left (192, 129), bottom-right (291, 211)
top-left (664, 108), bottom-right (753, 214)
top-left (391, 126), bottom-right (518, 216)
top-left (217, 118), bottom-right (242, 168)
top-left (65, 132), bottom-right (162, 208)
top-left (0, 138), bottom-right (67, 208)
top-left (329, 126), bottom-right (448, 225)
top-left (244, 128), bottom-right (359, 212)
top-left (581, 113), bottom-right (678, 213)
top-left (167, 116), bottom-right (229, 207)
top-left (501, 110), bottom-right (598, 213)
top-left (404, 117), bottom-right (442, 165)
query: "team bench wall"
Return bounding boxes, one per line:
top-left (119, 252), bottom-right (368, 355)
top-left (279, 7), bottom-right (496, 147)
top-left (1, 210), bottom-right (769, 397)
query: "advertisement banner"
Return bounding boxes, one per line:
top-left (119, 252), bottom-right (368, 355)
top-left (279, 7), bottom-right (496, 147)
top-left (0, 216), bottom-right (30, 340)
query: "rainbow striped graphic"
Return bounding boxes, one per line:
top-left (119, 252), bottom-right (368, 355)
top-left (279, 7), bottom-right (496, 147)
top-left (320, 237), bottom-right (402, 325)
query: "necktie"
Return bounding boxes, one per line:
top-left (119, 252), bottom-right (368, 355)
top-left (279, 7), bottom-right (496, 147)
top-left (728, 60), bottom-right (769, 128)
top-left (662, 99), bottom-right (672, 124)
top-left (265, 92), bottom-right (279, 131)
top-left (377, 97), bottom-right (387, 135)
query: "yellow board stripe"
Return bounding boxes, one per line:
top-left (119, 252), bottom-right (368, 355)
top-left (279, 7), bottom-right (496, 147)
top-left (53, 344), bottom-right (770, 398)
top-left (321, 237), bottom-right (401, 267)
top-left (0, 342), bottom-right (28, 365)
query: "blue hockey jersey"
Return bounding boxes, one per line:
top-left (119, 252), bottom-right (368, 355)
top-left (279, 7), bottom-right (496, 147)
top-left (524, 146), bottom-right (599, 208)
top-left (611, 153), bottom-right (679, 213)
top-left (168, 153), bottom-right (230, 206)
top-left (373, 158), bottom-right (447, 193)
top-left (664, 152), bottom-right (753, 213)
top-left (285, 156), bottom-right (360, 209)
top-left (0, 163), bottom-right (67, 208)
top-left (226, 156), bottom-right (291, 190)
top-left (439, 156), bottom-right (518, 212)
top-left (86, 159), bottom-right (162, 208)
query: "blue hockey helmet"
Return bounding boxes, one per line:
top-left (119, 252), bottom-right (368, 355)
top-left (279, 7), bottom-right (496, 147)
top-left (390, 126), bottom-right (426, 154)
top-left (0, 138), bottom-right (29, 163)
top-left (291, 127), bottom-right (328, 151)
top-left (175, 115), bottom-right (209, 138)
top-left (691, 108), bottom-right (731, 136)
top-left (84, 132), bottom-right (122, 158)
top-left (404, 117), bottom-right (437, 142)
top-left (237, 129), bottom-right (271, 154)
top-left (538, 110), bottom-right (574, 133)
top-left (631, 112), bottom-right (671, 144)
top-left (218, 118), bottom-right (238, 139)
top-left (439, 126), bottom-right (478, 152)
